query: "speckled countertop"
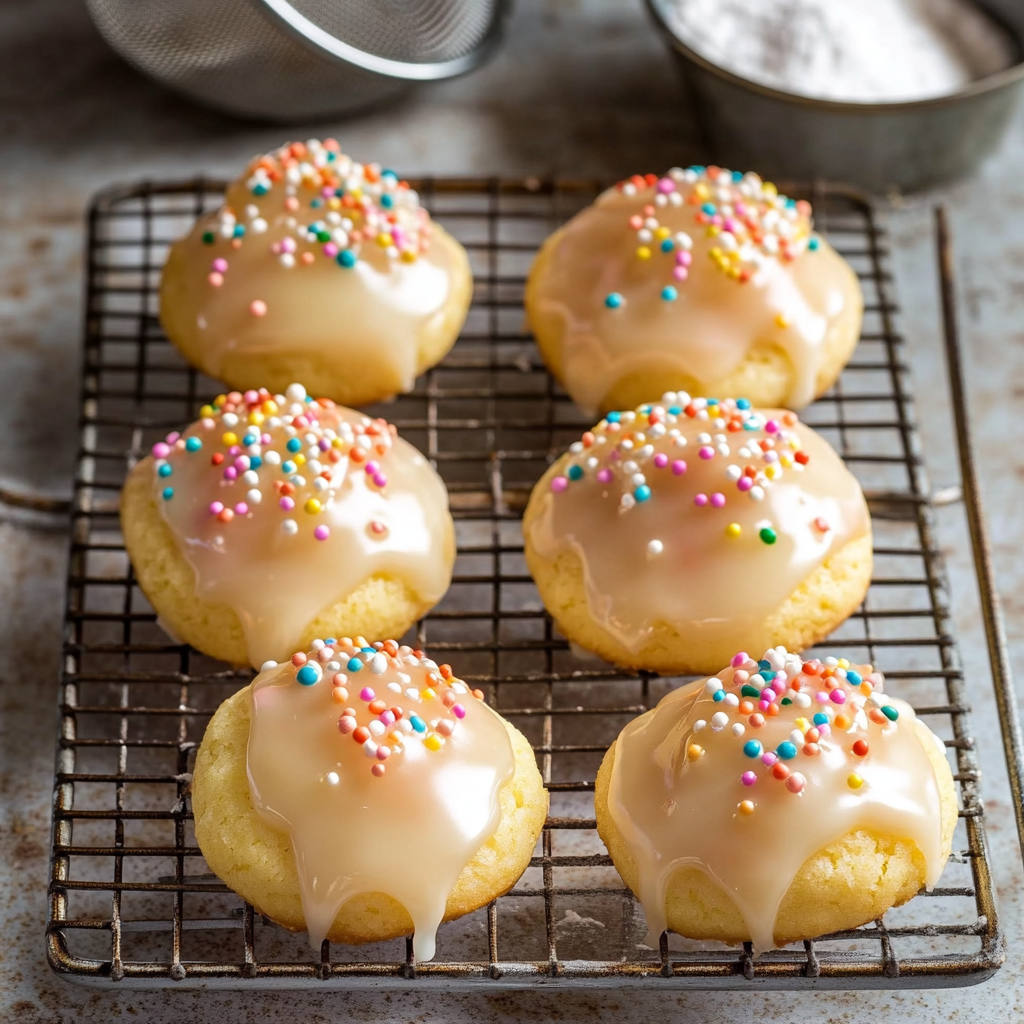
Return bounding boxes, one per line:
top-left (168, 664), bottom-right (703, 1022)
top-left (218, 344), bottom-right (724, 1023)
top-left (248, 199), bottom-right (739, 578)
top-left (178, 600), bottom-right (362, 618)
top-left (2, 1), bottom-right (1024, 1021)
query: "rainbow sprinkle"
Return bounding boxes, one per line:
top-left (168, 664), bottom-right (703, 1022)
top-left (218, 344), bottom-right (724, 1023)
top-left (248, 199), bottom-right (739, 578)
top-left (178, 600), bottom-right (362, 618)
top-left (604, 167), bottom-right (818, 309)
top-left (150, 383), bottom-right (394, 543)
top-left (688, 647), bottom-right (897, 807)
top-left (265, 638), bottom-right (486, 779)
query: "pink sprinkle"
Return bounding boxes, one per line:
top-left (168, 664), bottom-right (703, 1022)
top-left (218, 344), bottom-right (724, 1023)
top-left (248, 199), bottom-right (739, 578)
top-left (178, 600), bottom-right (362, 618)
top-left (152, 442), bottom-right (171, 458)
top-left (338, 716), bottom-right (357, 735)
top-left (733, 670), bottom-right (749, 685)
top-left (597, 468), bottom-right (613, 484)
top-left (249, 300), bottom-right (267, 317)
top-left (694, 493), bottom-right (708, 507)
top-left (279, 496), bottom-right (295, 511)
top-left (207, 272), bottom-right (224, 287)
top-left (436, 719), bottom-right (454, 737)
top-left (294, 416), bottom-right (309, 429)
top-left (281, 237), bottom-right (296, 253)
top-left (786, 773), bottom-right (806, 794)
top-left (762, 688), bottom-right (777, 703)
top-left (657, 177), bottom-right (675, 193)
top-left (731, 652), bottom-right (748, 668)
top-left (376, 745), bottom-right (391, 761)
top-left (209, 501), bottom-right (224, 515)
top-left (291, 652), bottom-right (307, 667)
top-left (224, 467), bottom-right (238, 481)
top-left (167, 433), bottom-right (180, 444)
top-left (262, 433), bottom-right (272, 444)
top-left (551, 476), bottom-right (568, 493)
top-left (710, 492), bottom-right (726, 508)
top-left (815, 691), bottom-right (830, 704)
top-left (761, 752), bottom-right (778, 767)
top-left (672, 266), bottom-right (689, 282)
top-left (323, 242), bottom-right (339, 258)
top-left (818, 723), bottom-right (831, 736)
top-left (360, 687), bottom-right (375, 702)
top-left (671, 460), bottom-right (687, 475)
top-left (332, 673), bottom-right (347, 687)
top-left (699, 446), bottom-right (714, 460)
top-left (228, 445), bottom-right (241, 456)
top-left (234, 456), bottom-right (249, 470)
top-left (314, 525), bottom-right (330, 541)
top-left (379, 710), bottom-right (396, 727)
top-left (271, 241), bottom-right (281, 255)
top-left (830, 688), bottom-right (846, 704)
top-left (765, 420), bottom-right (779, 434)
top-left (758, 700), bottom-right (771, 712)
top-left (763, 450), bottom-right (778, 464)
top-left (234, 502), bottom-right (248, 515)
top-left (676, 250), bottom-right (693, 267)
top-left (653, 453), bottom-right (668, 469)
top-left (723, 218), bottom-right (739, 233)
top-left (321, 186), bottom-right (334, 198)
top-left (741, 771), bottom-right (757, 786)
top-left (212, 258), bottom-right (228, 273)
top-left (372, 473), bottom-right (387, 488)
top-left (452, 704), bottom-right (466, 719)
top-left (318, 439), bottom-right (330, 452)
top-left (737, 477), bottom-right (753, 492)
top-left (365, 461), bottom-right (379, 475)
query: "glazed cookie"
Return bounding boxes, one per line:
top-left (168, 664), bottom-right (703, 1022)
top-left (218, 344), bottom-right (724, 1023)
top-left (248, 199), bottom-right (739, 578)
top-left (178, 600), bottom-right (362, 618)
top-left (522, 395), bottom-right (871, 675)
top-left (525, 167), bottom-right (862, 415)
top-left (120, 384), bottom-right (455, 668)
top-left (192, 639), bottom-right (548, 961)
top-left (595, 646), bottom-right (956, 951)
top-left (160, 139), bottom-right (473, 407)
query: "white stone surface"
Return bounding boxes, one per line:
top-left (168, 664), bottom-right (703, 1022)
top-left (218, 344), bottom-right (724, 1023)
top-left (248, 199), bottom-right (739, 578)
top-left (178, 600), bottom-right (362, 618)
top-left (2, 0), bottom-right (1024, 1021)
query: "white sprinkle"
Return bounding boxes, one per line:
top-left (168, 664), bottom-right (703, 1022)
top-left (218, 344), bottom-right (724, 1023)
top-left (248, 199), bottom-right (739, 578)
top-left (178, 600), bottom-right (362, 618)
top-left (693, 719), bottom-right (707, 731)
top-left (387, 682), bottom-right (402, 693)
top-left (647, 539), bottom-right (664, 559)
top-left (251, 217), bottom-right (268, 233)
top-left (281, 518), bottom-right (298, 535)
top-left (362, 740), bottom-right (378, 758)
top-left (368, 720), bottom-right (385, 737)
top-left (286, 383), bottom-right (307, 403)
top-left (795, 692), bottom-right (812, 708)
top-left (246, 488), bottom-right (262, 505)
top-left (259, 660), bottom-right (278, 672)
top-left (326, 772), bottom-right (339, 785)
top-left (749, 485), bottom-right (765, 501)
top-left (705, 679), bottom-right (721, 693)
top-left (731, 722), bottom-right (746, 737)
top-left (369, 653), bottom-right (388, 675)
top-left (711, 711), bottom-right (729, 731)
top-left (723, 693), bottom-right (739, 707)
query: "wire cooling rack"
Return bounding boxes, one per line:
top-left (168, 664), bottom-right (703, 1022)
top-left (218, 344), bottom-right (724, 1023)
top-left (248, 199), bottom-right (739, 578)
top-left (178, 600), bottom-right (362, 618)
top-left (47, 177), bottom-right (1006, 990)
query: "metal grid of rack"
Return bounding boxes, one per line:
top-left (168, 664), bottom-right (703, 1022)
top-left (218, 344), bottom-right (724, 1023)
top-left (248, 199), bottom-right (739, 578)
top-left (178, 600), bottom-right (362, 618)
top-left (47, 177), bottom-right (1003, 989)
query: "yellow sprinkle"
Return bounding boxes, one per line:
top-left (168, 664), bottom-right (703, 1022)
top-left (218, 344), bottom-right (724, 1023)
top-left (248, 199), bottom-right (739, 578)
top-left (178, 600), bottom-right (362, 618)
top-left (706, 225), bottom-right (721, 238)
top-left (654, 226), bottom-right (671, 240)
top-left (377, 233), bottom-right (394, 248)
top-left (200, 404), bottom-right (215, 417)
top-left (738, 800), bottom-right (755, 816)
top-left (636, 245), bottom-right (652, 260)
top-left (215, 394), bottom-right (227, 406)
top-left (332, 437), bottom-right (346, 448)
top-left (838, 658), bottom-right (850, 669)
top-left (728, 266), bottom-right (741, 279)
top-left (695, 183), bottom-right (711, 200)
top-left (765, 463), bottom-right (781, 479)
top-left (775, 313), bottom-right (790, 328)
top-left (400, 249), bottom-right (417, 263)
top-left (263, 400), bottom-right (279, 414)
top-left (779, 454), bottom-right (793, 468)
top-left (710, 247), bottom-right (723, 260)
top-left (423, 734), bottom-right (442, 752)
top-left (328, 197), bottom-right (341, 210)
top-left (350, 187), bottom-right (363, 200)
top-left (294, 453), bottom-right (306, 465)
top-left (728, 250), bottom-right (741, 263)
top-left (420, 687), bottom-right (436, 701)
top-left (763, 182), bottom-right (778, 198)
top-left (248, 411), bottom-right (265, 426)
top-left (847, 773), bottom-right (864, 789)
top-left (687, 743), bottom-right (703, 761)
top-left (304, 498), bottom-right (322, 515)
top-left (795, 717), bottom-right (810, 732)
top-left (222, 431), bottom-right (237, 446)
top-left (725, 523), bottom-right (741, 538)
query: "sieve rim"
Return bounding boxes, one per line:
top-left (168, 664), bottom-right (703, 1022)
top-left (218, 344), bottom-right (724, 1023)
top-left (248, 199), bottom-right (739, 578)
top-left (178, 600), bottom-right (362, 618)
top-left (258, 0), bottom-right (515, 80)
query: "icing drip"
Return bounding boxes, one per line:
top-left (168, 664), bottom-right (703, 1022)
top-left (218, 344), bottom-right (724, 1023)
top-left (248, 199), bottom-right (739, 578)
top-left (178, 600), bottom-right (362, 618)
top-left (246, 639), bottom-right (515, 961)
top-left (524, 395), bottom-right (870, 653)
top-left (529, 167), bottom-right (857, 414)
top-left (169, 138), bottom-right (459, 392)
top-left (151, 384), bottom-right (452, 666)
top-left (608, 647), bottom-right (947, 951)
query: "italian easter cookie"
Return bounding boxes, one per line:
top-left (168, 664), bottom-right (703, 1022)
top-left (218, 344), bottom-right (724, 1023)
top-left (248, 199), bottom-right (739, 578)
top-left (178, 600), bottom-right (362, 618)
top-left (192, 640), bottom-right (548, 961)
top-left (525, 167), bottom-right (862, 415)
top-left (160, 139), bottom-right (473, 407)
top-left (595, 646), bottom-right (956, 950)
top-left (522, 395), bottom-right (872, 675)
top-left (120, 385), bottom-right (455, 668)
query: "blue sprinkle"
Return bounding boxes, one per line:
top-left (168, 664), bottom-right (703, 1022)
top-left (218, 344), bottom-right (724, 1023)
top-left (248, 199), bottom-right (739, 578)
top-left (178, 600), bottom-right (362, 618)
top-left (701, 202), bottom-right (716, 215)
top-left (382, 169), bottom-right (398, 181)
top-left (786, 198), bottom-right (797, 209)
top-left (158, 463), bottom-right (172, 478)
top-left (760, 670), bottom-right (776, 683)
top-left (324, 638), bottom-right (336, 645)
top-left (660, 238), bottom-right (674, 253)
top-left (808, 237), bottom-right (821, 251)
top-left (249, 456), bottom-right (262, 469)
top-left (813, 712), bottom-right (830, 726)
top-left (282, 460), bottom-right (296, 474)
top-left (758, 659), bottom-right (772, 671)
top-left (732, 170), bottom-right (743, 182)
top-left (567, 465), bottom-right (583, 481)
top-left (347, 657), bottom-right (363, 672)
top-left (410, 715), bottom-right (426, 733)
top-left (310, 198), bottom-right (322, 208)
top-left (661, 286), bottom-right (678, 302)
top-left (380, 193), bottom-right (394, 209)
top-left (233, 224), bottom-right (245, 238)
top-left (707, 398), bottom-right (719, 405)
top-left (296, 665), bottom-right (320, 685)
top-left (252, 183), bottom-right (269, 196)
top-left (286, 438), bottom-right (302, 453)
top-left (846, 670), bottom-right (863, 685)
top-left (777, 741), bottom-right (798, 760)
top-left (690, 165), bottom-right (705, 173)
top-left (361, 647), bottom-right (376, 653)
top-left (606, 411), bottom-right (621, 423)
top-left (737, 398), bottom-right (751, 410)
top-left (712, 689), bottom-right (726, 702)
top-left (634, 484), bottom-right (651, 503)
top-left (337, 250), bottom-right (357, 269)
top-left (243, 434), bottom-right (258, 447)
top-left (185, 437), bottom-right (202, 453)
top-left (605, 291), bottom-right (624, 309)
top-left (668, 406), bottom-right (681, 415)
top-left (161, 487), bottom-right (173, 500)
top-left (334, 187), bottom-right (345, 197)
top-left (743, 740), bottom-right (762, 758)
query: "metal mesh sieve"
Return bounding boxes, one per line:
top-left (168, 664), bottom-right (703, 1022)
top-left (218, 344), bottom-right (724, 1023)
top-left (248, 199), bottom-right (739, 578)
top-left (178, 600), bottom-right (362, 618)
top-left (85, 0), bottom-right (509, 121)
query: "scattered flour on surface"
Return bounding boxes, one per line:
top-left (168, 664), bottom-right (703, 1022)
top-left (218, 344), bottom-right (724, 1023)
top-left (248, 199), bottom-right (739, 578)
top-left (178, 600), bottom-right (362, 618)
top-left (665, 0), bottom-right (1016, 102)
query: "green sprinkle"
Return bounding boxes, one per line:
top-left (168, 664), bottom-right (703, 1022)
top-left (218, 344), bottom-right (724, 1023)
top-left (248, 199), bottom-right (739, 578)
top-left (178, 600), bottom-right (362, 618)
top-left (201, 231), bottom-right (215, 245)
top-left (881, 705), bottom-right (899, 721)
top-left (741, 685), bottom-right (761, 698)
top-left (759, 527), bottom-right (777, 545)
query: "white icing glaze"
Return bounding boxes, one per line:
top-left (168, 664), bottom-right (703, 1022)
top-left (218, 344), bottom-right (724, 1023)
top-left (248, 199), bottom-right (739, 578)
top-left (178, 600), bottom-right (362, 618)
top-left (150, 385), bottom-right (453, 667)
top-left (524, 396), bottom-right (870, 653)
top-left (607, 648), bottom-right (947, 951)
top-left (246, 640), bottom-right (514, 961)
top-left (164, 139), bottom-right (462, 393)
top-left (527, 167), bottom-right (859, 414)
